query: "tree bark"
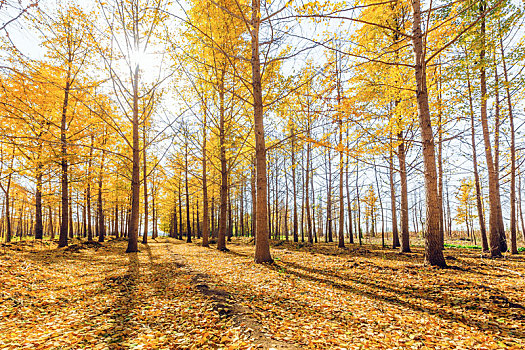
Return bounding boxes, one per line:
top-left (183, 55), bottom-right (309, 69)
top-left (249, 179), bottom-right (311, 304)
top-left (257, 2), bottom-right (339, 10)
top-left (398, 131), bottom-right (410, 252)
top-left (126, 63), bottom-right (140, 253)
top-left (500, 34), bottom-right (517, 254)
top-left (142, 124), bottom-right (148, 244)
top-left (251, 0), bottom-right (272, 263)
top-left (326, 146), bottom-right (333, 243)
top-left (218, 78), bottom-right (228, 250)
top-left (411, 0), bottom-right (446, 266)
top-left (291, 129), bottom-right (298, 242)
top-left (478, 3), bottom-right (505, 257)
top-left (466, 65), bottom-right (488, 251)
top-left (58, 78), bottom-right (71, 248)
top-left (35, 163), bottom-right (43, 240)
top-left (185, 140), bottom-right (192, 243)
top-left (389, 143), bottom-right (400, 248)
top-left (97, 152), bottom-right (105, 243)
top-left (202, 104), bottom-right (209, 247)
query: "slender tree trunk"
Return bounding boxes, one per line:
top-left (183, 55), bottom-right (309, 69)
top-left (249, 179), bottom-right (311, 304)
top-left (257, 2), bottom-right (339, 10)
top-left (306, 143), bottom-right (313, 243)
top-left (142, 124), bottom-right (148, 244)
top-left (346, 145), bottom-right (353, 244)
top-left (172, 195), bottom-right (178, 239)
top-left (48, 206), bottom-right (54, 240)
top-left (251, 0), bottom-right (272, 263)
top-left (478, 4), bottom-right (505, 257)
top-left (291, 130), bottom-right (298, 242)
top-left (284, 170), bottom-right (289, 241)
top-left (500, 35), bottom-right (517, 254)
top-left (398, 131), bottom-right (410, 252)
top-left (327, 147), bottom-right (333, 243)
top-left (202, 106), bottom-right (209, 247)
top-left (217, 77), bottom-right (228, 250)
top-left (86, 135), bottom-right (94, 241)
top-left (69, 183), bottom-right (74, 239)
top-left (311, 171), bottom-right (318, 243)
top-left (338, 122), bottom-right (345, 248)
top-left (466, 65), bottom-right (488, 251)
top-left (389, 144), bottom-right (400, 248)
top-left (493, 64), bottom-right (507, 252)
top-left (411, 0), bottom-right (445, 266)
top-left (240, 182), bottom-right (245, 238)
top-left (375, 162), bottom-right (385, 248)
top-left (251, 161), bottom-right (256, 239)
top-left (97, 158), bottom-right (105, 243)
top-left (3, 173), bottom-right (12, 243)
top-left (35, 163), bottom-right (43, 240)
top-left (227, 184), bottom-right (233, 242)
top-left (437, 90), bottom-right (444, 248)
top-left (152, 188), bottom-right (158, 239)
top-left (356, 159), bottom-right (362, 245)
top-left (185, 141), bottom-right (192, 243)
top-left (59, 78), bottom-right (71, 248)
top-left (518, 168), bottom-right (525, 243)
top-left (178, 181), bottom-right (183, 240)
top-left (126, 64), bottom-right (140, 253)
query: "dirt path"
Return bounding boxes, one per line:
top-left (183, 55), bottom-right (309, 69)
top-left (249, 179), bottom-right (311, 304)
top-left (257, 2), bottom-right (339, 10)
top-left (0, 237), bottom-right (524, 349)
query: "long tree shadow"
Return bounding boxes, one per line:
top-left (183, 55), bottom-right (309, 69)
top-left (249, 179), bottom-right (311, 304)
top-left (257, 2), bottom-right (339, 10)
top-left (270, 240), bottom-right (426, 263)
top-left (273, 259), bottom-right (525, 340)
top-left (224, 248), bottom-right (524, 340)
top-left (102, 252), bottom-right (141, 349)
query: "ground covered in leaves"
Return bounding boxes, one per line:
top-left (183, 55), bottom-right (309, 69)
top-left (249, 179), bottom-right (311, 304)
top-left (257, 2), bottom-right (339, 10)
top-left (0, 237), bottom-right (524, 349)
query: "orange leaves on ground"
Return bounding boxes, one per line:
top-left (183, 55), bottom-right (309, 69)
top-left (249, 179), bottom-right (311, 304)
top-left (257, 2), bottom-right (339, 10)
top-left (0, 238), bottom-right (524, 349)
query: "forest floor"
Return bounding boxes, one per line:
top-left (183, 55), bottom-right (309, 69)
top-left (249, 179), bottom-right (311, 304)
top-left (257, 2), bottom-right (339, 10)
top-left (0, 237), bottom-right (524, 350)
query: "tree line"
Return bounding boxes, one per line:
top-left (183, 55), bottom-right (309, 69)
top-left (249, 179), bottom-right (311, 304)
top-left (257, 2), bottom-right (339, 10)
top-left (0, 0), bottom-right (524, 267)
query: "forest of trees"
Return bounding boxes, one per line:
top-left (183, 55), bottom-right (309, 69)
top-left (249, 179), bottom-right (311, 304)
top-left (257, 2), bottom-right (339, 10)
top-left (1, 0), bottom-right (524, 268)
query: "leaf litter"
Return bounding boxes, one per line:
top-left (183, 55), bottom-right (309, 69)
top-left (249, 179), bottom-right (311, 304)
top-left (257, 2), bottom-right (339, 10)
top-left (0, 238), bottom-right (523, 349)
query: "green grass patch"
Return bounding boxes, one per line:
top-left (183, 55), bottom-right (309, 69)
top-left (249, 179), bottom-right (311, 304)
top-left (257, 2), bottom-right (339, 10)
top-left (444, 243), bottom-right (482, 250)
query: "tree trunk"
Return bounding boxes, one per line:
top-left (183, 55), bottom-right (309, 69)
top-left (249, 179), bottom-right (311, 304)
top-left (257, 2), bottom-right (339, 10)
top-left (306, 143), bottom-right (313, 243)
top-left (397, 131), bottom-right (410, 252)
top-left (327, 147), bottom-right (333, 243)
top-left (251, 0), bottom-right (272, 263)
top-left (518, 169), bottom-right (525, 243)
top-left (86, 135), bottom-right (94, 241)
top-left (346, 141), bottom-right (354, 244)
top-left (251, 160), bottom-right (256, 239)
top-left (466, 65), bottom-right (488, 251)
top-left (241, 182), bottom-right (245, 237)
top-left (185, 141), bottom-right (192, 243)
top-left (178, 181), bottom-right (183, 240)
top-left (437, 90), bottom-right (444, 248)
top-left (389, 144), bottom-right (400, 248)
top-left (3, 173), bottom-right (12, 243)
top-left (356, 159), bottom-right (362, 245)
top-left (500, 34), bottom-right (517, 254)
top-left (35, 163), bottom-right (43, 240)
top-left (69, 183), bottom-right (74, 239)
top-left (478, 4), bottom-right (505, 257)
top-left (126, 64), bottom-right (140, 253)
top-left (202, 105), bottom-right (209, 247)
top-left (338, 122), bottom-right (345, 248)
top-left (493, 64), bottom-right (507, 252)
top-left (59, 78), bottom-right (71, 248)
top-left (411, 0), bottom-right (446, 266)
top-left (217, 75), bottom-right (229, 250)
top-left (97, 158), bottom-right (105, 243)
top-left (228, 184), bottom-right (233, 242)
top-left (291, 129), bottom-right (298, 242)
top-left (142, 124), bottom-right (148, 244)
